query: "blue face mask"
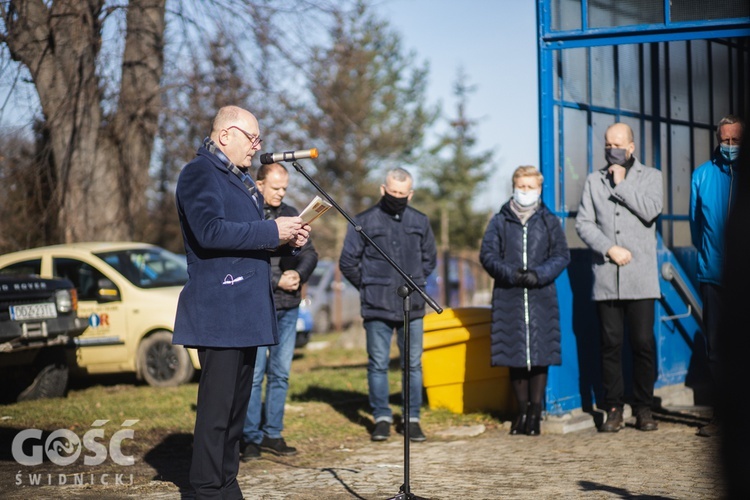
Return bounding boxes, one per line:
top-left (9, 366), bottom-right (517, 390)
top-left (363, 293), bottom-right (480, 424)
top-left (720, 144), bottom-right (740, 164)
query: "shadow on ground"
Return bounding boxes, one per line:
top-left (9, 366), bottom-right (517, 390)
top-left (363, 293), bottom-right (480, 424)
top-left (579, 480), bottom-right (676, 499)
top-left (142, 432), bottom-right (193, 494)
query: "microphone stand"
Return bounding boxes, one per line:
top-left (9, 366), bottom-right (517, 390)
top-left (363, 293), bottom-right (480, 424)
top-left (291, 160), bottom-right (442, 500)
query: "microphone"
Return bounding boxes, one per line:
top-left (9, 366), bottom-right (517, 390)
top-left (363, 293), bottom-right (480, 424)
top-left (259, 148), bottom-right (318, 164)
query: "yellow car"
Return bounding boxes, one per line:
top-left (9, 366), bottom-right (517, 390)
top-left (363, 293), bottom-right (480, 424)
top-left (0, 242), bottom-right (199, 387)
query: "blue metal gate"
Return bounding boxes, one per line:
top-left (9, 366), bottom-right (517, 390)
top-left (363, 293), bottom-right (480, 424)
top-left (536, 0), bottom-right (750, 414)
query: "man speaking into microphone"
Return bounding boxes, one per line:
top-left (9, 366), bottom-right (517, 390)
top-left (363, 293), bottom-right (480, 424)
top-left (173, 105), bottom-right (311, 499)
top-left (260, 148), bottom-right (318, 165)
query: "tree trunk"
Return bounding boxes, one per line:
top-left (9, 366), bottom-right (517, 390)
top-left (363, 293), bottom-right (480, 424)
top-left (113, 0), bottom-right (166, 241)
top-left (3, 0), bottom-right (165, 242)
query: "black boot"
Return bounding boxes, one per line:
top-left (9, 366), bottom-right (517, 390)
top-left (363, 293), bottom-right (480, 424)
top-left (510, 404), bottom-right (528, 435)
top-left (525, 403), bottom-right (542, 436)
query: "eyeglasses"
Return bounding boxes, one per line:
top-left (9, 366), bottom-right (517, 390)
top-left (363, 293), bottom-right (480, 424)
top-left (228, 125), bottom-right (263, 149)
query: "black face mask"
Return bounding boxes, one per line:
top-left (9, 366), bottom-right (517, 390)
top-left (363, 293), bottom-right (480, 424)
top-left (380, 192), bottom-right (409, 215)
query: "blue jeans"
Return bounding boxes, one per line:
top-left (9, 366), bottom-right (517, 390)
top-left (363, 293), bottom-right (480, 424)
top-left (364, 318), bottom-right (424, 423)
top-left (243, 308), bottom-right (298, 444)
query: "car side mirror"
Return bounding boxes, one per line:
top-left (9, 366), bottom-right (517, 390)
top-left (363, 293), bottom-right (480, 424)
top-left (96, 278), bottom-right (121, 303)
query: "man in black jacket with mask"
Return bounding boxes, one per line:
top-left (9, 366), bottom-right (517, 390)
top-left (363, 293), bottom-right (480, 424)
top-left (339, 167), bottom-right (437, 442)
top-left (241, 162), bottom-right (318, 460)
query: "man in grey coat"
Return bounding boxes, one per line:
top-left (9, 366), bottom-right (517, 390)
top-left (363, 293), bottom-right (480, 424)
top-left (576, 122), bottom-right (663, 433)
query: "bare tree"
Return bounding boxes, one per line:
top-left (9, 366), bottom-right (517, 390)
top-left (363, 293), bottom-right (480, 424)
top-left (1, 0), bottom-right (166, 242)
top-left (0, 126), bottom-right (57, 253)
top-left (0, 0), bottom-right (437, 255)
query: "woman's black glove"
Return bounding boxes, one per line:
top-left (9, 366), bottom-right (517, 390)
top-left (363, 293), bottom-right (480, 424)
top-left (521, 270), bottom-right (539, 288)
top-left (514, 269), bottom-right (539, 288)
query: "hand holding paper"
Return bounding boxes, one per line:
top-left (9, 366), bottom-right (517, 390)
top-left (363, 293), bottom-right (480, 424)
top-left (299, 195), bottom-right (332, 225)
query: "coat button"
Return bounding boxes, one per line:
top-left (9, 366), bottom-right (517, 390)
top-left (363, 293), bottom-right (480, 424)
top-left (616, 212), bottom-right (620, 216)
top-left (616, 230), bottom-right (620, 235)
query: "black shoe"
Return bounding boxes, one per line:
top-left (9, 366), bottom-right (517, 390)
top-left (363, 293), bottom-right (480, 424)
top-left (697, 421), bottom-right (721, 437)
top-left (260, 436), bottom-right (298, 456)
top-left (407, 422), bottom-right (426, 442)
top-left (600, 407), bottom-right (624, 432)
top-left (240, 441), bottom-right (261, 461)
top-left (371, 421), bottom-right (391, 441)
top-left (510, 410), bottom-right (528, 435)
top-left (635, 408), bottom-right (658, 431)
top-left (525, 403), bottom-right (542, 436)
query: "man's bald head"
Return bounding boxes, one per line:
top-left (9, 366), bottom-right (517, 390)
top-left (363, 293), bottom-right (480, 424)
top-left (606, 123), bottom-right (634, 144)
top-left (209, 106), bottom-right (261, 168)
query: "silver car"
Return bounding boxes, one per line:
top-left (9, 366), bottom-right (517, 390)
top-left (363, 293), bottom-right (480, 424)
top-left (301, 260), bottom-right (360, 333)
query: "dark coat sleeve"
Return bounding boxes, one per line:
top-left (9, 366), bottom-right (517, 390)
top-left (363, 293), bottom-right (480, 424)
top-left (421, 218), bottom-right (438, 279)
top-left (339, 223), bottom-right (364, 289)
top-left (480, 213), bottom-right (517, 286)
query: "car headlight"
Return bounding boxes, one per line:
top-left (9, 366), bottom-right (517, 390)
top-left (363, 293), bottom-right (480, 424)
top-left (55, 289), bottom-right (73, 313)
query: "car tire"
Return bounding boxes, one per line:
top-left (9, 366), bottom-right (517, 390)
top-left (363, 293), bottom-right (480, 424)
top-left (137, 331), bottom-right (195, 387)
top-left (314, 308), bottom-right (331, 333)
top-left (295, 330), bottom-right (311, 349)
top-left (17, 347), bottom-right (69, 402)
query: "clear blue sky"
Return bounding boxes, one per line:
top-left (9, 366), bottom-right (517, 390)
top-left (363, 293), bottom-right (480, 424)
top-left (379, 0), bottom-right (539, 211)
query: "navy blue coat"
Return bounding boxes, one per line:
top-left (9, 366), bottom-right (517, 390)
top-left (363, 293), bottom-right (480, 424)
top-left (339, 203), bottom-right (437, 322)
top-left (173, 145), bottom-right (282, 348)
top-left (479, 202), bottom-right (570, 368)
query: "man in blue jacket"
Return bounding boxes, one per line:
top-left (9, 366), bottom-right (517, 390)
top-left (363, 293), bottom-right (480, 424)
top-left (690, 114), bottom-right (744, 438)
top-left (174, 105), bottom-right (310, 499)
top-left (339, 168), bottom-right (437, 442)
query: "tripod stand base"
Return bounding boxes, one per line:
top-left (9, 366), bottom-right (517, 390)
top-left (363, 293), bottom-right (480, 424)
top-left (386, 484), bottom-right (430, 500)
top-left (386, 493), bottom-right (429, 500)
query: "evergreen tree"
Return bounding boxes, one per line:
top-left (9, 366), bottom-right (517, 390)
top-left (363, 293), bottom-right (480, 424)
top-left (417, 67), bottom-right (493, 251)
top-left (302, 0), bottom-right (438, 214)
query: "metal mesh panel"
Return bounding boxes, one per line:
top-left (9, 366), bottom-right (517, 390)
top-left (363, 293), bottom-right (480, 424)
top-left (618, 44), bottom-right (643, 113)
top-left (591, 46), bottom-right (615, 108)
top-left (562, 108), bottom-right (588, 213)
top-left (671, 0), bottom-right (750, 23)
top-left (690, 41), bottom-right (712, 125)
top-left (669, 125), bottom-right (692, 216)
top-left (669, 41), bottom-right (690, 121)
top-left (551, 0), bottom-right (583, 31)
top-left (561, 48), bottom-right (588, 103)
top-left (588, 0), bottom-right (664, 28)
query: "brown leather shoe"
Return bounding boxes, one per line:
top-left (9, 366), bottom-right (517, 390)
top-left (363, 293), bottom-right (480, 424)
top-left (600, 407), bottom-right (624, 432)
top-left (635, 408), bottom-right (658, 431)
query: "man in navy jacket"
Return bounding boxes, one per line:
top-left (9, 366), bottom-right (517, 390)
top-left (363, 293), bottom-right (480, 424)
top-left (690, 114), bottom-right (744, 438)
top-left (174, 105), bottom-right (310, 499)
top-left (339, 168), bottom-right (437, 442)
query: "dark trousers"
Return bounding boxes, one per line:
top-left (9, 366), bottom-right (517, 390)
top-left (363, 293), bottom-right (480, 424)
top-left (700, 282), bottom-right (723, 402)
top-left (191, 346), bottom-right (257, 500)
top-left (597, 299), bottom-right (656, 411)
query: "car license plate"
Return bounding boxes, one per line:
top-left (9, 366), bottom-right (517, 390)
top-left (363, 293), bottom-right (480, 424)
top-left (9, 302), bottom-right (58, 320)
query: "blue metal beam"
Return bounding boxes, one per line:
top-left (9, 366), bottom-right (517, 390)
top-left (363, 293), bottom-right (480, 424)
top-left (541, 26), bottom-right (750, 50)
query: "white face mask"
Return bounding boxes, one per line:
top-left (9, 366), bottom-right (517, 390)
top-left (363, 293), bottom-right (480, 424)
top-left (513, 189), bottom-right (541, 207)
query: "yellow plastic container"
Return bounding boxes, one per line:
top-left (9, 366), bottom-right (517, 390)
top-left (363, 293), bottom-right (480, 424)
top-left (422, 307), bottom-right (514, 414)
